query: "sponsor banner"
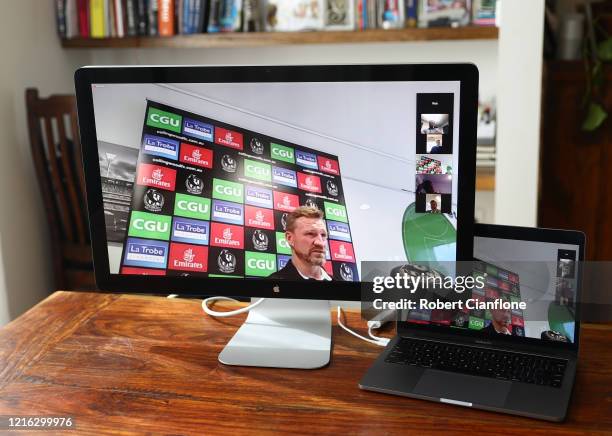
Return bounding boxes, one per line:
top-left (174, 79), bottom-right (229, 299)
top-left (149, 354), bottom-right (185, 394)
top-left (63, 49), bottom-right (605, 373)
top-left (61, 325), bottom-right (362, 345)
top-left (274, 210), bottom-right (290, 232)
top-left (245, 228), bottom-right (276, 253)
top-left (211, 199), bottom-right (244, 225)
top-left (210, 222), bottom-right (244, 249)
top-left (317, 156), bottom-right (340, 175)
top-left (245, 185), bottom-right (273, 209)
top-left (324, 260), bottom-right (335, 278)
top-left (333, 261), bottom-right (358, 281)
top-left (142, 134), bottom-right (179, 160)
top-left (271, 143), bottom-right (295, 164)
top-left (123, 237), bottom-right (169, 269)
top-left (276, 232), bottom-right (292, 255)
top-left (182, 118), bottom-right (214, 142)
top-left (174, 194), bottom-right (211, 220)
top-left (272, 166), bottom-right (297, 188)
top-left (469, 316), bottom-right (485, 330)
top-left (244, 205), bottom-right (274, 230)
top-left (214, 151), bottom-right (241, 175)
top-left (324, 178), bottom-right (341, 198)
top-left (329, 240), bottom-right (355, 263)
top-left (137, 163), bottom-right (177, 191)
top-left (215, 127), bottom-right (243, 150)
top-left (121, 266), bottom-right (166, 275)
top-left (128, 211), bottom-right (172, 240)
top-left (208, 246), bottom-right (245, 276)
top-left (246, 135), bottom-right (268, 157)
top-left (277, 254), bottom-right (291, 271)
top-left (326, 220), bottom-right (351, 242)
top-left (295, 150), bottom-right (318, 169)
top-left (179, 143), bottom-right (213, 169)
top-left (213, 179), bottom-right (244, 203)
top-left (171, 217), bottom-right (210, 246)
top-left (297, 172), bottom-right (322, 193)
top-left (176, 171), bottom-right (211, 197)
top-left (324, 201), bottom-right (348, 223)
top-left (146, 107), bottom-right (182, 133)
top-left (244, 159), bottom-right (272, 183)
top-left (325, 241), bottom-right (331, 261)
top-left (168, 242), bottom-right (208, 272)
top-left (132, 185), bottom-right (175, 215)
top-left (298, 193), bottom-right (324, 211)
top-left (245, 251), bottom-right (277, 277)
top-left (212, 178), bottom-right (244, 203)
top-left (273, 191), bottom-right (299, 212)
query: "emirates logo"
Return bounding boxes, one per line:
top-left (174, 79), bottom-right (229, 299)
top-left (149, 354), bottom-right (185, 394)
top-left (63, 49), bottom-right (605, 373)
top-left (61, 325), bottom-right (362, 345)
top-left (339, 244), bottom-right (347, 255)
top-left (192, 149), bottom-right (201, 160)
top-left (255, 211), bottom-right (264, 221)
top-left (225, 132), bottom-right (233, 142)
top-left (325, 160), bottom-right (332, 169)
top-left (223, 228), bottom-right (233, 240)
top-left (152, 168), bottom-right (163, 181)
top-left (183, 249), bottom-right (195, 263)
top-left (305, 177), bottom-right (313, 186)
top-left (282, 196), bottom-right (290, 206)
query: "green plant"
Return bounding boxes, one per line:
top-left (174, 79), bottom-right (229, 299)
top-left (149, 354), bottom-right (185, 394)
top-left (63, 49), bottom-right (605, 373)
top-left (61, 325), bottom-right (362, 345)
top-left (582, 6), bottom-right (611, 131)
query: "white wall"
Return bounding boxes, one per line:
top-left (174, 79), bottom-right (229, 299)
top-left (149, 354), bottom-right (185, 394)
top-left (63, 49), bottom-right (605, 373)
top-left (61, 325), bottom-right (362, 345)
top-left (0, 2), bottom-right (87, 325)
top-left (494, 0), bottom-right (545, 226)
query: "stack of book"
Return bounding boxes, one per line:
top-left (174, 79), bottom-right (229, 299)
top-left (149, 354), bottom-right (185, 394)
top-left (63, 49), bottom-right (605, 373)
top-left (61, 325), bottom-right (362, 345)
top-left (56, 0), bottom-right (498, 38)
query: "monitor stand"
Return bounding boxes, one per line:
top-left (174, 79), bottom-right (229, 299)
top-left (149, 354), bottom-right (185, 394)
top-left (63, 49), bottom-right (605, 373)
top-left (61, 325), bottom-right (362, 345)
top-left (218, 298), bottom-right (332, 369)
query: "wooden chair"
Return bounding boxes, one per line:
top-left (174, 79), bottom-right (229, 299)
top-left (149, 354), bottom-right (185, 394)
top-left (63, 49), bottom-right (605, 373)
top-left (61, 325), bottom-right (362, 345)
top-left (25, 88), bottom-right (96, 290)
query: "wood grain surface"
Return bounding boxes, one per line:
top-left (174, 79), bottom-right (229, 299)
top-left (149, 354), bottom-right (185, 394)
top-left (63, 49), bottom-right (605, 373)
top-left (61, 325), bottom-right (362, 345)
top-left (0, 291), bottom-right (610, 435)
top-left (61, 27), bottom-right (498, 49)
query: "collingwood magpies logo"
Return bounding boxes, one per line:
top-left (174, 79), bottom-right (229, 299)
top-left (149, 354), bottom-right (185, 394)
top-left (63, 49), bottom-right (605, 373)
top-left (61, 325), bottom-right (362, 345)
top-left (326, 180), bottom-right (339, 197)
top-left (339, 263), bottom-right (354, 281)
top-left (185, 174), bottom-right (203, 195)
top-left (250, 137), bottom-right (264, 155)
top-left (221, 154), bottom-right (237, 173)
top-left (143, 188), bottom-right (164, 212)
top-left (252, 229), bottom-right (269, 251)
top-left (218, 249), bottom-right (237, 274)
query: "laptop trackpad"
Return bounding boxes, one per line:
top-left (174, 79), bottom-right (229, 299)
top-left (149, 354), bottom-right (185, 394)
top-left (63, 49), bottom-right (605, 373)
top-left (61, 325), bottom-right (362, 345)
top-left (413, 370), bottom-right (511, 408)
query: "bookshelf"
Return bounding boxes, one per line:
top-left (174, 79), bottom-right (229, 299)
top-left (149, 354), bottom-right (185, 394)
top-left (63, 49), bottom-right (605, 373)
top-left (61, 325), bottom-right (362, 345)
top-left (61, 26), bottom-right (498, 49)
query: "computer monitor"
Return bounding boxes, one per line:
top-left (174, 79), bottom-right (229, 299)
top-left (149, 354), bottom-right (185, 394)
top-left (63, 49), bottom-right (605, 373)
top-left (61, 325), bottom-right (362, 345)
top-left (75, 64), bottom-right (478, 368)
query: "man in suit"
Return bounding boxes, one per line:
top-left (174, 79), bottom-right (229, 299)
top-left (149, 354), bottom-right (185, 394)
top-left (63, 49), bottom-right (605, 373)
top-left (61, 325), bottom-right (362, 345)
top-left (268, 206), bottom-right (334, 281)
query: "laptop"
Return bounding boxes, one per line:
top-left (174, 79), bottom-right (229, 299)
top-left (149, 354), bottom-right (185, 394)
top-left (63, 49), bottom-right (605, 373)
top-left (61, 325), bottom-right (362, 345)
top-left (359, 224), bottom-right (584, 421)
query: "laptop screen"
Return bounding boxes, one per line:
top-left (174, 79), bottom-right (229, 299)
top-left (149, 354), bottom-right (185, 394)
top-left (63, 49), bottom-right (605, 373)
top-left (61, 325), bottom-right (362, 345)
top-left (470, 237), bottom-right (580, 343)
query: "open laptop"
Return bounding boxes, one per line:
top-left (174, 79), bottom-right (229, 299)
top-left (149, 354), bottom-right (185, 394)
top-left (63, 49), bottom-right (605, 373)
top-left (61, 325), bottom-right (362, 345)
top-left (360, 224), bottom-right (584, 421)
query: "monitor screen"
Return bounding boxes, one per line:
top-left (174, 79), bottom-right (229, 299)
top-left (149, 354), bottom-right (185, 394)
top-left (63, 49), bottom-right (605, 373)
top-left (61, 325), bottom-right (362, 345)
top-left (91, 80), bottom-right (462, 283)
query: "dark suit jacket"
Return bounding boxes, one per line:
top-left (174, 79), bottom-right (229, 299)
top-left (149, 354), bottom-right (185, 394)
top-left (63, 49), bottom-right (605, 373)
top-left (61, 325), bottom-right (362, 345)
top-left (268, 259), bottom-right (337, 281)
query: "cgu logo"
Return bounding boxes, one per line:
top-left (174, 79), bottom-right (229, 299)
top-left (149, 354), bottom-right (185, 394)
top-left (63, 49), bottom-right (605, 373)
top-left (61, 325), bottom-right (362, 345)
top-left (273, 148), bottom-right (293, 159)
top-left (178, 200), bottom-right (209, 214)
top-left (247, 259), bottom-right (275, 270)
top-left (150, 113), bottom-right (180, 129)
top-left (278, 238), bottom-right (290, 250)
top-left (133, 218), bottom-right (169, 233)
top-left (328, 208), bottom-right (346, 218)
top-left (215, 185), bottom-right (242, 197)
top-left (247, 164), bottom-right (270, 177)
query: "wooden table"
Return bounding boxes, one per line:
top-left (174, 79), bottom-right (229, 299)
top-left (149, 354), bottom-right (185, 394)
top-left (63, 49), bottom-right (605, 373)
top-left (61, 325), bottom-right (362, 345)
top-left (0, 291), bottom-right (610, 435)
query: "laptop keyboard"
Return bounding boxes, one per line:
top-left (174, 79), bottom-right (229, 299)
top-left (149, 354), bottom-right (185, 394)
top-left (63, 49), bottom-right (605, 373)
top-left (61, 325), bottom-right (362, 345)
top-left (385, 338), bottom-right (567, 388)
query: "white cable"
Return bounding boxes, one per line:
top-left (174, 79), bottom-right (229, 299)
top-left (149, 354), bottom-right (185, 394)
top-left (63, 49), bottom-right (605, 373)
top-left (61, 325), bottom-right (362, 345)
top-left (202, 296), bottom-right (266, 317)
top-left (368, 325), bottom-right (390, 345)
top-left (336, 306), bottom-right (389, 347)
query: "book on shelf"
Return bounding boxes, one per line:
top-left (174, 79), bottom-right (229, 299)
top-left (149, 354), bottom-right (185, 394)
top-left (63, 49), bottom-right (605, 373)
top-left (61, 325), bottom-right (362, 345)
top-left (57, 0), bottom-right (497, 39)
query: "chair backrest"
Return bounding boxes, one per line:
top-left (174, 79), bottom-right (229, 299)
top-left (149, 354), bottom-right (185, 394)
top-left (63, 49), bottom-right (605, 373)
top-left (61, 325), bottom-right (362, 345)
top-left (25, 88), bottom-right (95, 290)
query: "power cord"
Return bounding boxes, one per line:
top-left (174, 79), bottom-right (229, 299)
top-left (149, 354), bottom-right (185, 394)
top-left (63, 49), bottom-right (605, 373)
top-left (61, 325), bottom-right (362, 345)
top-left (202, 296), bottom-right (266, 317)
top-left (337, 306), bottom-right (390, 347)
top-left (184, 294), bottom-right (389, 347)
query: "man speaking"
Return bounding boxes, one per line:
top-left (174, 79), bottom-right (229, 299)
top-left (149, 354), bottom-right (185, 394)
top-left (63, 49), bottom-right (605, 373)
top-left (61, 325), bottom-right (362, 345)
top-left (269, 206), bottom-right (335, 281)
